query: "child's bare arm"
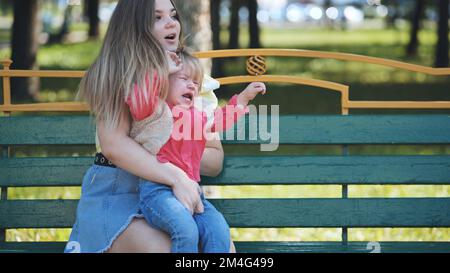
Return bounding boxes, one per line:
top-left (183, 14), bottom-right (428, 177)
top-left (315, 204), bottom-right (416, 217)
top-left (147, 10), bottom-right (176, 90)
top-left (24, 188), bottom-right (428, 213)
top-left (207, 82), bottom-right (266, 133)
top-left (200, 132), bottom-right (224, 177)
top-left (166, 51), bottom-right (183, 74)
top-left (236, 82), bottom-right (266, 107)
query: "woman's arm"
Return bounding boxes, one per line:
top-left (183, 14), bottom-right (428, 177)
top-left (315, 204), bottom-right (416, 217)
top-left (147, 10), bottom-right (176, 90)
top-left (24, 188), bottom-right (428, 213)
top-left (98, 108), bottom-right (204, 214)
top-left (200, 132), bottom-right (224, 177)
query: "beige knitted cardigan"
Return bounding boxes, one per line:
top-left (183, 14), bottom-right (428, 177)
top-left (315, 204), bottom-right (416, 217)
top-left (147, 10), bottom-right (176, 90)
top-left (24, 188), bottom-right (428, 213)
top-left (129, 98), bottom-right (173, 155)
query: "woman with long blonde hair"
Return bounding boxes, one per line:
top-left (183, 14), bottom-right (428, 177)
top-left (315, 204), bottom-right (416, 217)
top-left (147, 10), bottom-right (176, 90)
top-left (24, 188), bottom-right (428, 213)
top-left (65, 0), bottom-right (233, 253)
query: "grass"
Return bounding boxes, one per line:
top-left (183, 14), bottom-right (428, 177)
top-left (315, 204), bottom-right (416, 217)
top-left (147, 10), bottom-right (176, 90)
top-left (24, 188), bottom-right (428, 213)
top-left (238, 27), bottom-right (441, 65)
top-left (2, 24), bottom-right (450, 245)
top-left (38, 40), bottom-right (102, 70)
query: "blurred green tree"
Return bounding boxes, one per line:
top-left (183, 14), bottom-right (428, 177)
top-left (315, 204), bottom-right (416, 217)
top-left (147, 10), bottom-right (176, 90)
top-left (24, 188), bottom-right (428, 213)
top-left (406, 0), bottom-right (425, 56)
top-left (173, 0), bottom-right (212, 72)
top-left (228, 0), bottom-right (261, 49)
top-left (0, 0), bottom-right (11, 15)
top-left (48, 4), bottom-right (73, 44)
top-left (210, 0), bottom-right (224, 77)
top-left (435, 0), bottom-right (449, 67)
top-left (247, 0), bottom-right (261, 48)
top-left (11, 0), bottom-right (40, 102)
top-left (323, 0), bottom-right (333, 28)
top-left (84, 0), bottom-right (100, 39)
top-left (228, 0), bottom-right (243, 49)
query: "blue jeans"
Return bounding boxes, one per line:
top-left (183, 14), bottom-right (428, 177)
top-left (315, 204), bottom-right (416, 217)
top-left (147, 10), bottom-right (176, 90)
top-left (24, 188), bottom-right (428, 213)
top-left (139, 180), bottom-right (230, 253)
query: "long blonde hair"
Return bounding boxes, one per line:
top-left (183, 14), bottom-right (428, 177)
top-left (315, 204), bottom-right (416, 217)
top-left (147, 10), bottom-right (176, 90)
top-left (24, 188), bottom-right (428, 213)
top-left (77, 0), bottom-right (182, 129)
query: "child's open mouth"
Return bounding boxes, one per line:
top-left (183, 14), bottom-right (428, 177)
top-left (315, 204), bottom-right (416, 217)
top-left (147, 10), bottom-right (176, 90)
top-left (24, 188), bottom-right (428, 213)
top-left (182, 92), bottom-right (193, 103)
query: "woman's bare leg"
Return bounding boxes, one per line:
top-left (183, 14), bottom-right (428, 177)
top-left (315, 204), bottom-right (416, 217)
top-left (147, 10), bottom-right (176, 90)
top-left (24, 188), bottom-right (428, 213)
top-left (106, 218), bottom-right (171, 253)
top-left (107, 218), bottom-right (237, 253)
top-left (230, 241), bottom-right (236, 253)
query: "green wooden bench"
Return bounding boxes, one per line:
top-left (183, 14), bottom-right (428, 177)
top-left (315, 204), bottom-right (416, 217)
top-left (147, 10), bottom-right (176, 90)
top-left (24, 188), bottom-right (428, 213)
top-left (1, 49), bottom-right (450, 253)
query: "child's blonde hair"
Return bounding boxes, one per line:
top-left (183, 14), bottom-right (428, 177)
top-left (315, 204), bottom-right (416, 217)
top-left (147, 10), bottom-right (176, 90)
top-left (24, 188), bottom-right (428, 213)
top-left (178, 47), bottom-right (204, 89)
top-left (77, 0), bottom-right (183, 129)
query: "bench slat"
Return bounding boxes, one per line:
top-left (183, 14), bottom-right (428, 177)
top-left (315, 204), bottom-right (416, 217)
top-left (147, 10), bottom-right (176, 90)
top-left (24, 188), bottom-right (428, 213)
top-left (235, 241), bottom-right (450, 253)
top-left (0, 200), bottom-right (78, 228)
top-left (0, 157), bottom-right (92, 187)
top-left (204, 155), bottom-right (450, 185)
top-left (1, 241), bottom-right (449, 253)
top-left (0, 241), bottom-right (450, 253)
top-left (1, 198), bottom-right (448, 228)
top-left (226, 115), bottom-right (450, 144)
top-left (215, 198), bottom-right (450, 228)
top-left (0, 116), bottom-right (95, 145)
top-left (1, 156), bottom-right (449, 187)
top-left (0, 242), bottom-right (67, 253)
top-left (1, 115), bottom-right (450, 145)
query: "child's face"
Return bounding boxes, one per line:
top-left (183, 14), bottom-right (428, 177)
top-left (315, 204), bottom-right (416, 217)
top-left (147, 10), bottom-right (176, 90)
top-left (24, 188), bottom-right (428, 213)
top-left (167, 68), bottom-right (200, 107)
top-left (152, 0), bottom-right (181, 52)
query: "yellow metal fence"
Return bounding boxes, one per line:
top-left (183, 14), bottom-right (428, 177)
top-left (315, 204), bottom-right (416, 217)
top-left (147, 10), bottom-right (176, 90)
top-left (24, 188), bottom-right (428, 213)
top-left (1, 49), bottom-right (450, 115)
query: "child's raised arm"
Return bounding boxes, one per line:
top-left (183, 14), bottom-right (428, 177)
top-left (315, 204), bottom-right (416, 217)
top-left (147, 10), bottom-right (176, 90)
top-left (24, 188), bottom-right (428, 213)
top-left (166, 51), bottom-right (183, 74)
top-left (237, 82), bottom-right (266, 107)
top-left (209, 82), bottom-right (266, 133)
top-left (126, 73), bottom-right (160, 121)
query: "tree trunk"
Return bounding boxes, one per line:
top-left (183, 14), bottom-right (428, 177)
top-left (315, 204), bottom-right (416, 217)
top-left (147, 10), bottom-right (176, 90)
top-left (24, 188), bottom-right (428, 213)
top-left (210, 0), bottom-right (224, 77)
top-left (48, 5), bottom-right (72, 44)
top-left (11, 0), bottom-right (40, 102)
top-left (323, 0), bottom-right (333, 28)
top-left (86, 0), bottom-right (100, 39)
top-left (385, 0), bottom-right (399, 29)
top-left (228, 0), bottom-right (242, 49)
top-left (406, 0), bottom-right (425, 56)
top-left (435, 0), bottom-right (449, 67)
top-left (173, 0), bottom-right (212, 73)
top-left (247, 0), bottom-right (261, 48)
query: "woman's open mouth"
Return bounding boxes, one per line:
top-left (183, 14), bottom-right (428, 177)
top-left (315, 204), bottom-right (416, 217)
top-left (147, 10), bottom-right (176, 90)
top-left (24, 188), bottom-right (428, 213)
top-left (164, 33), bottom-right (177, 43)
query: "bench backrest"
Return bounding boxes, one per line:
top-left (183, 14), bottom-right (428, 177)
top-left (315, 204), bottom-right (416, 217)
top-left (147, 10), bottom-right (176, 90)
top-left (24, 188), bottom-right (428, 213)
top-left (1, 49), bottom-right (450, 253)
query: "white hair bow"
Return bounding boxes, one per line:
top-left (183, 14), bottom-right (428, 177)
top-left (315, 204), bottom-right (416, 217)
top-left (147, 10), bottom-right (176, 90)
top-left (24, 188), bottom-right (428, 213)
top-left (194, 74), bottom-right (220, 127)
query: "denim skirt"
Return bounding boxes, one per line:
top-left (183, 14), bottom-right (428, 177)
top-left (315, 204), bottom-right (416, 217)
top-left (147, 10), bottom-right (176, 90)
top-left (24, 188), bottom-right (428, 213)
top-left (64, 164), bottom-right (144, 253)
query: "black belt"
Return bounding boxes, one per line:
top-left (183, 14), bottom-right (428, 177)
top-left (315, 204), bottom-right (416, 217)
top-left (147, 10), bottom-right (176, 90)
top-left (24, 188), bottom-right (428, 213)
top-left (94, 153), bottom-right (116, 168)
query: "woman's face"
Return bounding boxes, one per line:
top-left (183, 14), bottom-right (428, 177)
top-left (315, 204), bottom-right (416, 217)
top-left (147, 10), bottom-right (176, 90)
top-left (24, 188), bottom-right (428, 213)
top-left (152, 0), bottom-right (181, 52)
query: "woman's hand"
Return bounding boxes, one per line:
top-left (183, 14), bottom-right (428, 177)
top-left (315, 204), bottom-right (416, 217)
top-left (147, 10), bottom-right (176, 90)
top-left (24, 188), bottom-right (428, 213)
top-left (170, 170), bottom-right (205, 215)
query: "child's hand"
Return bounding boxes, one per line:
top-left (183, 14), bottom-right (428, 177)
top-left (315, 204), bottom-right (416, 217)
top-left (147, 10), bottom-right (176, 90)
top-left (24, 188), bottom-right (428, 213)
top-left (166, 51), bottom-right (183, 74)
top-left (237, 82), bottom-right (266, 107)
